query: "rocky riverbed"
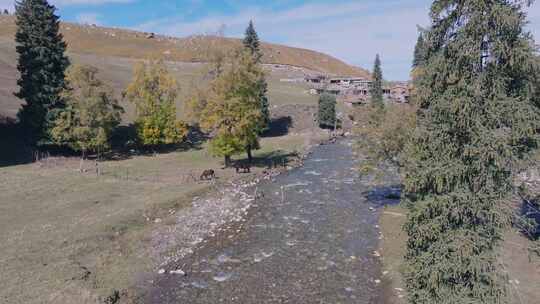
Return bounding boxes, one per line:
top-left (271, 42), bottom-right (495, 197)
top-left (143, 138), bottom-right (399, 303)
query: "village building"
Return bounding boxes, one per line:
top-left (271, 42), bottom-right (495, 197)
top-left (305, 75), bottom-right (410, 105)
top-left (389, 84), bottom-right (410, 103)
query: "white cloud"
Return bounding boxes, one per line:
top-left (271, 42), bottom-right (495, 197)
top-left (76, 12), bottom-right (101, 25)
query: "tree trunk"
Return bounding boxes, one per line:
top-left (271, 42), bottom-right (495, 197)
top-left (247, 146), bottom-right (253, 164)
top-left (79, 149), bottom-right (86, 173)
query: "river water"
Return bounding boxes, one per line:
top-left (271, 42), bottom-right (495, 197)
top-left (147, 138), bottom-right (397, 303)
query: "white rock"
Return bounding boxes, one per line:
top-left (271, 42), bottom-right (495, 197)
top-left (157, 269), bottom-right (166, 274)
top-left (170, 269), bottom-right (186, 276)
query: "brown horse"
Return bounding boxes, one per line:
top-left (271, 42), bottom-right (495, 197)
top-left (235, 163), bottom-right (251, 173)
top-left (200, 169), bottom-right (215, 180)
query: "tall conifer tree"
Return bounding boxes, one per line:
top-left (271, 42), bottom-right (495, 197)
top-left (243, 20), bottom-right (261, 60)
top-left (403, 1), bottom-right (540, 303)
top-left (371, 54), bottom-right (384, 107)
top-left (412, 33), bottom-right (426, 68)
top-left (15, 0), bottom-right (69, 144)
top-left (243, 20), bottom-right (270, 133)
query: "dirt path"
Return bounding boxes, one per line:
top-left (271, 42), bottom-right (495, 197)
top-left (146, 139), bottom-right (394, 303)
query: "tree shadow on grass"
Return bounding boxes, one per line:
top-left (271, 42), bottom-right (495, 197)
top-left (262, 116), bottom-right (293, 138)
top-left (0, 118), bottom-right (84, 167)
top-left (0, 121), bottom-right (211, 166)
top-left (234, 149), bottom-right (300, 169)
top-left (363, 184), bottom-right (403, 208)
top-left (520, 196), bottom-right (540, 239)
top-left (103, 124), bottom-right (210, 162)
top-left (0, 119), bottom-right (34, 167)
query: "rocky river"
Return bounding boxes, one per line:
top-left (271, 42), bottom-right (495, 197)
top-left (145, 138), bottom-right (400, 303)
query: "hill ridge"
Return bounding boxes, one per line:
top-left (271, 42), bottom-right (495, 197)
top-left (0, 15), bottom-right (369, 77)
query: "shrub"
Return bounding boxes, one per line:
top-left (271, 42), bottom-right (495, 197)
top-left (318, 93), bottom-right (336, 129)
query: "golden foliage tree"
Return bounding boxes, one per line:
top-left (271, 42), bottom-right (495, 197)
top-left (198, 49), bottom-right (266, 166)
top-left (124, 59), bottom-right (188, 147)
top-left (52, 64), bottom-right (123, 168)
top-left (184, 85), bottom-right (209, 125)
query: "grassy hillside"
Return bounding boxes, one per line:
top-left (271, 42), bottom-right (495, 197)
top-left (0, 15), bottom-right (368, 77)
top-left (0, 14), bottom-right (359, 119)
top-left (0, 39), bottom-right (319, 120)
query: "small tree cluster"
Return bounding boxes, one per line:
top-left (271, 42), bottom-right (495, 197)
top-left (124, 60), bottom-right (188, 147)
top-left (317, 93), bottom-right (336, 129)
top-left (51, 65), bottom-right (123, 166)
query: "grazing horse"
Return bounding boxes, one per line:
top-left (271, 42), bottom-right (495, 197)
top-left (200, 169), bottom-right (215, 180)
top-left (235, 163), bottom-right (251, 173)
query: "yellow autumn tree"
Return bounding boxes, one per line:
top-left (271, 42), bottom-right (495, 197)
top-left (51, 64), bottom-right (123, 171)
top-left (124, 59), bottom-right (188, 147)
top-left (184, 84), bottom-right (209, 125)
top-left (198, 48), bottom-right (266, 166)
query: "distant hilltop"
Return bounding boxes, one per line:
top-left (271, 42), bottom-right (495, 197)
top-left (0, 15), bottom-right (370, 78)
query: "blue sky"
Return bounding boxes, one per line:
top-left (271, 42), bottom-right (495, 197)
top-left (1, 0), bottom-right (539, 80)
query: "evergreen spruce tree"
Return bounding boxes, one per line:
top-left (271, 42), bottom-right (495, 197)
top-left (318, 93), bottom-right (336, 129)
top-left (243, 20), bottom-right (261, 60)
top-left (243, 20), bottom-right (270, 133)
top-left (403, 1), bottom-right (540, 303)
top-left (371, 54), bottom-right (384, 108)
top-left (412, 33), bottom-right (426, 68)
top-left (14, 0), bottom-right (69, 144)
